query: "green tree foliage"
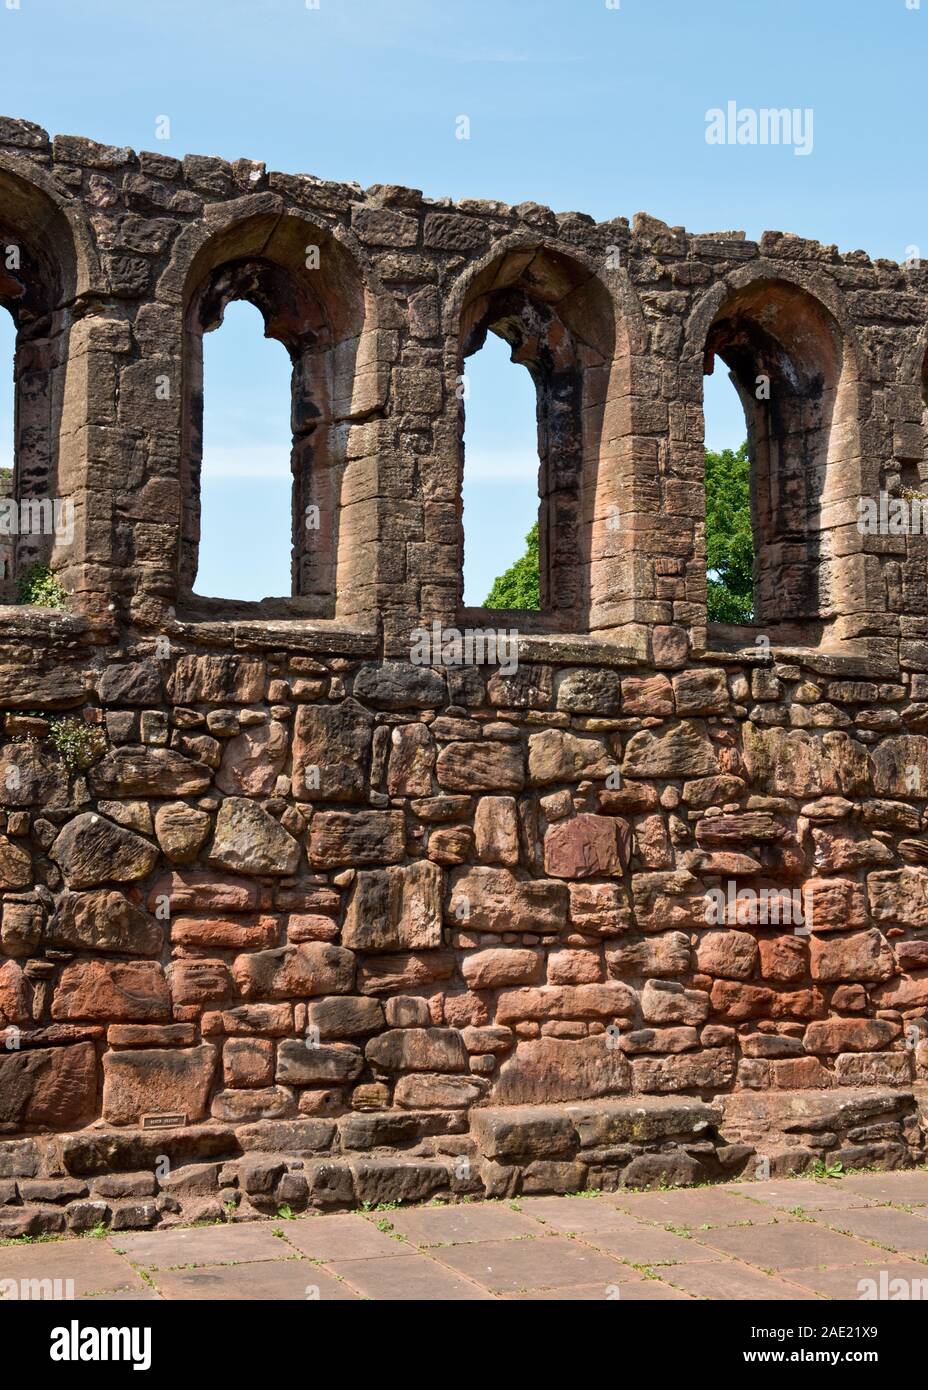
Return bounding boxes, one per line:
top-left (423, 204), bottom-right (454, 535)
top-left (705, 442), bottom-right (754, 624)
top-left (484, 521), bottom-right (540, 610)
top-left (482, 444), bottom-right (755, 622)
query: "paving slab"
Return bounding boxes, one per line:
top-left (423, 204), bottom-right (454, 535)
top-left (689, 1217), bottom-right (883, 1271)
top-left (504, 1278), bottom-right (694, 1301)
top-left (818, 1206), bottom-right (928, 1257)
top-left (519, 1195), bottom-right (662, 1235)
top-left (387, 1202), bottom-right (541, 1248)
top-left (654, 1261), bottom-right (821, 1301)
top-left (279, 1213), bottom-right (406, 1262)
top-left (721, 1179), bottom-right (880, 1211)
top-left (840, 1171), bottom-right (928, 1205)
top-left (152, 1259), bottom-right (359, 1301)
top-left (611, 1188), bottom-right (781, 1227)
top-left (110, 1220), bottom-right (287, 1270)
top-left (12, 1167), bottom-right (928, 1300)
top-left (785, 1259), bottom-right (928, 1300)
top-left (327, 1253), bottom-right (495, 1300)
top-left (575, 1218), bottom-right (729, 1267)
top-left (433, 1234), bottom-right (626, 1293)
top-left (0, 1239), bottom-right (147, 1298)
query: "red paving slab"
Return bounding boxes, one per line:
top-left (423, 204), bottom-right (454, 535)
top-left (152, 1260), bottom-right (359, 1301)
top-left (4, 1167), bottom-right (928, 1301)
top-left (326, 1253), bottom-right (495, 1301)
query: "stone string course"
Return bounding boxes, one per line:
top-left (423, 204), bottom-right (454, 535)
top-left (0, 117), bottom-right (927, 1232)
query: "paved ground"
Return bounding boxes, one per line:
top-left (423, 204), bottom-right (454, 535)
top-left (5, 1169), bottom-right (928, 1301)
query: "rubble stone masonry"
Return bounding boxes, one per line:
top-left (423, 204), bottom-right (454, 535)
top-left (1, 116), bottom-right (928, 1231)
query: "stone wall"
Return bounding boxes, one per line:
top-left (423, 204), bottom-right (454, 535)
top-left (1, 117), bottom-right (928, 1231)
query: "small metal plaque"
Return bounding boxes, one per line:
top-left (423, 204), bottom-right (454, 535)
top-left (141, 1112), bottom-right (187, 1130)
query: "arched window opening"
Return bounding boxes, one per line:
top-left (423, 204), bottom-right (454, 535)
top-left (181, 217), bottom-right (368, 618)
top-left (462, 330), bottom-right (539, 609)
top-left (458, 247), bottom-right (615, 627)
top-left (702, 364), bottom-right (754, 625)
top-left (0, 306), bottom-right (14, 590)
top-left (919, 344), bottom-right (928, 490)
top-left (197, 300), bottom-right (292, 602)
top-left (702, 280), bottom-right (842, 637)
top-left (0, 197), bottom-right (71, 603)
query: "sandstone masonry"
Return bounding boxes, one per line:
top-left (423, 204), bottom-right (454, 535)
top-left (0, 117), bottom-right (927, 1232)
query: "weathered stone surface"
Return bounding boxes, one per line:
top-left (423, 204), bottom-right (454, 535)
top-left (694, 930), bottom-right (758, 980)
top-left (290, 699), bottom-right (373, 801)
top-left (90, 747), bottom-right (212, 797)
top-left (171, 655), bottom-right (266, 704)
top-left (342, 861), bottom-right (442, 952)
top-left (358, 951), bottom-right (456, 995)
top-left (446, 867), bottom-right (568, 934)
top-left (393, 1073), bottom-right (485, 1108)
top-left (216, 720), bottom-right (288, 797)
top-left (51, 814), bottom-right (158, 888)
top-left (353, 662), bottom-right (445, 709)
top-left (868, 868), bottom-right (928, 928)
top-left (543, 813), bottom-right (631, 879)
top-left (233, 944), bottom-right (355, 1000)
top-left (436, 740), bottom-right (524, 792)
top-left (742, 726), bottom-right (869, 798)
top-left (153, 802), bottom-right (211, 863)
top-left (276, 1039), bottom-right (364, 1085)
top-left (631, 1049), bottom-right (735, 1093)
top-left (170, 913), bottom-right (278, 949)
top-left (0, 1043), bottom-right (97, 1130)
top-left (494, 1035), bottom-right (630, 1104)
top-left (0, 741), bottom-right (69, 808)
top-left (803, 1017), bottom-right (900, 1054)
top-left (98, 661), bottom-right (163, 706)
top-left (6, 134), bottom-right (928, 1207)
top-left (52, 961), bottom-right (170, 1022)
top-left (527, 729), bottom-right (611, 784)
top-left (473, 795), bottom-right (520, 865)
top-left (208, 798), bottom-right (301, 876)
top-left (621, 674), bottom-right (673, 717)
top-left (0, 836), bottom-right (32, 889)
top-left (305, 996), bottom-right (384, 1038)
top-left (386, 722), bottom-right (435, 797)
top-left (555, 668), bottom-right (621, 715)
top-left (366, 1027), bottom-right (468, 1072)
top-left (308, 811), bottom-right (405, 867)
top-left (462, 948), bottom-right (541, 989)
top-left (147, 869), bottom-right (258, 914)
top-left (568, 882), bottom-right (632, 936)
top-left (621, 723), bottom-right (719, 779)
top-left (672, 668), bottom-right (729, 715)
top-left (872, 735), bottom-right (928, 796)
top-left (641, 980), bottom-right (710, 1026)
top-left (606, 932), bottom-right (692, 978)
top-left (496, 983), bottom-right (636, 1023)
top-left (46, 890), bottom-right (162, 956)
top-left (809, 930), bottom-right (894, 982)
top-left (102, 1045), bottom-right (217, 1125)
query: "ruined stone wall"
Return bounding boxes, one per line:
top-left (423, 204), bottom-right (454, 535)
top-left (1, 117), bottom-right (928, 1230)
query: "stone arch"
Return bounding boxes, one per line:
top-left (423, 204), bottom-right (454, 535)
top-left (684, 266), bottom-right (865, 645)
top-left (444, 236), bottom-right (636, 634)
top-left (0, 157), bottom-right (92, 597)
top-left (172, 203), bottom-right (389, 621)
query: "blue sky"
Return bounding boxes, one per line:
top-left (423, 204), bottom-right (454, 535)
top-left (0, 0), bottom-right (925, 601)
